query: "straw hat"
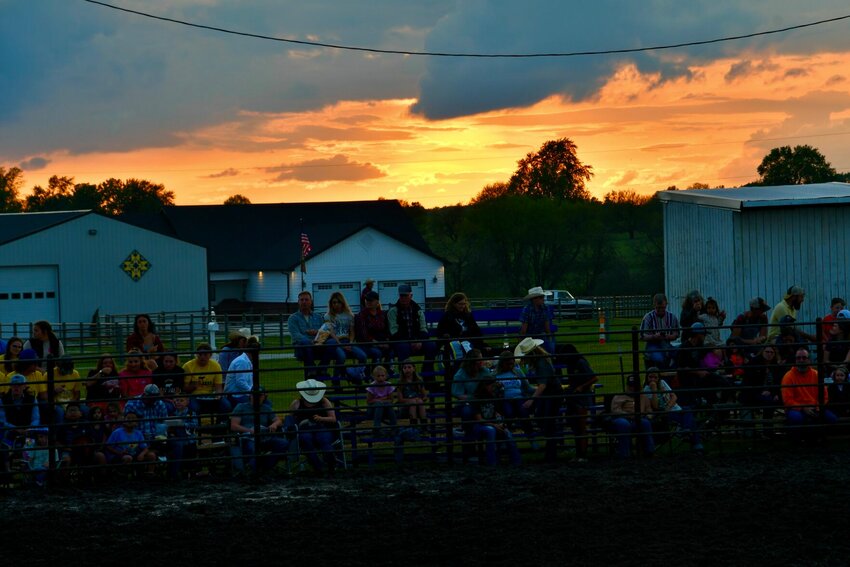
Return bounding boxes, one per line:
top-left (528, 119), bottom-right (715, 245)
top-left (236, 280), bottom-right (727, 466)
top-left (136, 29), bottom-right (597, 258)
top-left (523, 286), bottom-right (551, 301)
top-left (296, 379), bottom-right (327, 403)
top-left (514, 337), bottom-right (544, 358)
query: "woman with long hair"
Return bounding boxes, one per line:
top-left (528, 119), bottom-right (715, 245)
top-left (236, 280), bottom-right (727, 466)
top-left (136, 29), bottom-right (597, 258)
top-left (23, 321), bottom-right (65, 368)
top-left (324, 291), bottom-right (367, 385)
top-left (1, 336), bottom-right (24, 374)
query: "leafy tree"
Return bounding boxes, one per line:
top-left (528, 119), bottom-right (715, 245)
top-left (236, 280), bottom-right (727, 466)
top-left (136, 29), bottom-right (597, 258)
top-left (420, 205), bottom-right (477, 292)
top-left (755, 145), bottom-right (837, 186)
top-left (470, 182), bottom-right (509, 204)
top-left (224, 194), bottom-right (252, 205)
top-left (0, 166), bottom-right (24, 212)
top-left (507, 138), bottom-right (593, 201)
top-left (603, 190), bottom-right (652, 239)
top-left (100, 178), bottom-right (175, 215)
top-left (25, 175), bottom-right (76, 211)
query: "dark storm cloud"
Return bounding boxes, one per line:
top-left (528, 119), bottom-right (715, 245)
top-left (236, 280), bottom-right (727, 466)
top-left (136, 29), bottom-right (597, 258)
top-left (18, 156), bottom-right (50, 170)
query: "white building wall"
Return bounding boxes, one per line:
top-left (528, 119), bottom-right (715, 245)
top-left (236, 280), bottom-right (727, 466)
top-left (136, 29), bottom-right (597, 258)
top-left (0, 213), bottom-right (208, 323)
top-left (286, 227), bottom-right (445, 307)
top-left (245, 270), bottom-right (289, 303)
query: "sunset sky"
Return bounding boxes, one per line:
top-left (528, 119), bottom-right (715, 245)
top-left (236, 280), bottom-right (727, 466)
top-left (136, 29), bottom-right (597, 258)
top-left (3, 1), bottom-right (850, 207)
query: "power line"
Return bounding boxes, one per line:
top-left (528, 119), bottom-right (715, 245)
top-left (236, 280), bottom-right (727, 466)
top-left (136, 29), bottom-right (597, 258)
top-left (82, 0), bottom-right (850, 59)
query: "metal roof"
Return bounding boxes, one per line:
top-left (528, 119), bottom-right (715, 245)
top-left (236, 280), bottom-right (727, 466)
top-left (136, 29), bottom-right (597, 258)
top-left (657, 182), bottom-right (850, 210)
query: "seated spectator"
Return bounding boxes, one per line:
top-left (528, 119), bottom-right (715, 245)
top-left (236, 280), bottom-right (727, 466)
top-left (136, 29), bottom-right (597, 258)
top-left (781, 346), bottom-right (837, 440)
top-left (24, 428), bottom-right (53, 486)
top-left (698, 297), bottom-right (727, 348)
top-left (1, 337), bottom-right (24, 375)
top-left (0, 374), bottom-right (40, 473)
top-left (23, 320), bottom-right (65, 370)
top-left (643, 367), bottom-right (702, 451)
top-left (51, 355), bottom-right (82, 424)
top-left (229, 387), bottom-right (289, 475)
top-left (437, 292), bottom-right (492, 356)
top-left (821, 297), bottom-right (847, 343)
top-left (218, 328), bottom-right (249, 383)
top-left (123, 384), bottom-right (170, 441)
top-left (289, 379), bottom-right (338, 474)
top-left (827, 366), bottom-right (850, 419)
top-left (518, 286), bottom-right (555, 354)
top-left (516, 338), bottom-right (562, 463)
top-left (740, 345), bottom-right (785, 426)
top-left (118, 349), bottom-right (154, 399)
top-left (152, 352), bottom-right (185, 392)
top-left (85, 354), bottom-right (121, 410)
top-left (387, 284), bottom-right (438, 376)
top-left (824, 309), bottom-right (850, 364)
top-left (287, 292), bottom-right (328, 378)
top-left (104, 409), bottom-right (157, 472)
top-left (354, 290), bottom-right (393, 368)
top-left (640, 293), bottom-right (679, 369)
top-left (183, 343), bottom-right (228, 418)
top-left (471, 379), bottom-right (521, 466)
top-left (775, 315), bottom-right (805, 366)
top-left (558, 344), bottom-right (598, 462)
top-left (679, 290), bottom-right (704, 344)
top-left (451, 349), bottom-right (493, 422)
top-left (396, 359), bottom-right (428, 430)
top-left (165, 394), bottom-right (199, 480)
top-left (10, 349), bottom-right (46, 402)
top-left (609, 374), bottom-right (655, 458)
top-left (365, 366), bottom-right (397, 436)
top-left (124, 314), bottom-right (165, 362)
top-left (324, 292), bottom-right (368, 385)
top-left (730, 297), bottom-right (771, 353)
top-left (57, 401), bottom-right (106, 472)
top-left (494, 351), bottom-right (534, 438)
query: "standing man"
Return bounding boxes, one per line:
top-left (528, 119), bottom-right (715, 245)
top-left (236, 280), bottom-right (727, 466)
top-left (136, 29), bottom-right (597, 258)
top-left (640, 293), bottom-right (680, 369)
top-left (387, 284), bottom-right (438, 375)
top-left (769, 286), bottom-right (817, 342)
top-left (288, 291), bottom-right (329, 378)
top-left (518, 286), bottom-right (555, 354)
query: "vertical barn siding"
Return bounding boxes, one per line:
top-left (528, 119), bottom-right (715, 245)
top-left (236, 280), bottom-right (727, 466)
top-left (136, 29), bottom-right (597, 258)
top-left (669, 201), bottom-right (850, 324)
top-left (245, 271), bottom-right (288, 303)
top-left (0, 214), bottom-right (208, 322)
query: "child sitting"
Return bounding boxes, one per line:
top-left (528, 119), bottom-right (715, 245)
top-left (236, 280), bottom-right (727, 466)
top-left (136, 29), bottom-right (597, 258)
top-left (698, 297), bottom-right (726, 347)
top-left (396, 360), bottom-right (428, 430)
top-left (365, 365), bottom-right (397, 436)
top-left (105, 410), bottom-right (157, 474)
top-left (24, 428), bottom-right (54, 486)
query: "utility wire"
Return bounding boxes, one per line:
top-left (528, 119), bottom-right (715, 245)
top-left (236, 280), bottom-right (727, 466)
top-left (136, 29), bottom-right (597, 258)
top-left (83, 0), bottom-right (850, 58)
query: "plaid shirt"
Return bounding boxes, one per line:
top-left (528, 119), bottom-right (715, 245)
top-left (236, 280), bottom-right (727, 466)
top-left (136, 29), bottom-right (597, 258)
top-left (123, 398), bottom-right (170, 440)
top-left (520, 304), bottom-right (551, 336)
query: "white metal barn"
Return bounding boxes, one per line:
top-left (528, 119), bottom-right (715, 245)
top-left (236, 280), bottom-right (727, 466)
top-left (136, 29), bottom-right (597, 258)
top-left (0, 211), bottom-right (209, 325)
top-left (659, 182), bottom-right (850, 325)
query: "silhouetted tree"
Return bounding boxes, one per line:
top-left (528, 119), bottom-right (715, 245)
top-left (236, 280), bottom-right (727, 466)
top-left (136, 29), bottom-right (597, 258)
top-left (507, 138), bottom-right (593, 201)
top-left (0, 166), bottom-right (25, 212)
top-left (755, 145), bottom-right (837, 186)
top-left (224, 194), bottom-right (252, 205)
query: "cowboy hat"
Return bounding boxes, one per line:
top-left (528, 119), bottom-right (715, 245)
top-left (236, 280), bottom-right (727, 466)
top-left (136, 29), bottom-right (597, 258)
top-left (514, 337), bottom-right (544, 358)
top-left (523, 286), bottom-right (551, 301)
top-left (296, 378), bottom-right (327, 403)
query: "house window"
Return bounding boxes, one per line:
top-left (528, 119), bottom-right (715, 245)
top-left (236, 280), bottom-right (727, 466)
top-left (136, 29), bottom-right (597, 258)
top-left (22, 292), bottom-right (32, 299)
top-left (35, 292), bottom-right (44, 299)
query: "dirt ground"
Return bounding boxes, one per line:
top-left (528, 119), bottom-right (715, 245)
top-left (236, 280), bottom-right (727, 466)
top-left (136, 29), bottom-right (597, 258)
top-left (3, 447), bottom-right (850, 566)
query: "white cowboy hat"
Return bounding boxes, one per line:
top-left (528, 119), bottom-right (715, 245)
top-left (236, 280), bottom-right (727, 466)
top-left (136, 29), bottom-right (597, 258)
top-left (514, 337), bottom-right (544, 358)
top-left (523, 286), bottom-right (551, 301)
top-left (296, 379), bottom-right (327, 403)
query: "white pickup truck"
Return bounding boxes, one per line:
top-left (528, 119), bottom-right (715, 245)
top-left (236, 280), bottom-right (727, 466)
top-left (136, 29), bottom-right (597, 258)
top-left (545, 289), bottom-right (596, 319)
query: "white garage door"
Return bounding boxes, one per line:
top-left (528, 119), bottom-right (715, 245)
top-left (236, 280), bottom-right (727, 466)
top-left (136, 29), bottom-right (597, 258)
top-left (0, 266), bottom-right (60, 325)
top-left (312, 281), bottom-right (361, 314)
top-left (377, 279), bottom-right (426, 308)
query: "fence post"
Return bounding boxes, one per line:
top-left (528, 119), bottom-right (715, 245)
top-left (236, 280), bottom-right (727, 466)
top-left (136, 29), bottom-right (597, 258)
top-left (250, 345), bottom-right (261, 482)
top-left (190, 314), bottom-right (196, 349)
top-left (260, 313), bottom-right (266, 344)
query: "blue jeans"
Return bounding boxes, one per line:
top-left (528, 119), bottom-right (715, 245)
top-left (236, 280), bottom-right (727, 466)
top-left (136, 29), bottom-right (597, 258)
top-left (473, 423), bottom-right (521, 466)
top-left (611, 417), bottom-right (655, 457)
top-left (367, 402), bottom-right (397, 429)
top-left (326, 339), bottom-right (367, 377)
top-left (786, 408), bottom-right (837, 441)
top-left (293, 338), bottom-right (333, 376)
top-left (238, 434), bottom-right (290, 472)
top-left (669, 409), bottom-right (702, 446)
top-left (392, 340), bottom-right (439, 373)
top-left (298, 426), bottom-right (336, 472)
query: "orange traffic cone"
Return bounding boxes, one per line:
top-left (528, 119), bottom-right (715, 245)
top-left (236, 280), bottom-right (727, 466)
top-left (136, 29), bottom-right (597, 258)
top-left (598, 310), bottom-right (607, 344)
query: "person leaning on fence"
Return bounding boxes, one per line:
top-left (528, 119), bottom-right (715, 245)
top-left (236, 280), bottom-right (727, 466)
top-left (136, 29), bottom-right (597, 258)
top-left (640, 293), bottom-right (680, 369)
top-left (781, 345), bottom-right (837, 441)
top-left (518, 338), bottom-right (563, 463)
top-left (387, 284), bottom-right (438, 375)
top-left (289, 379), bottom-right (338, 474)
top-left (609, 375), bottom-right (655, 458)
top-left (287, 291), bottom-right (329, 378)
top-left (518, 286), bottom-right (555, 354)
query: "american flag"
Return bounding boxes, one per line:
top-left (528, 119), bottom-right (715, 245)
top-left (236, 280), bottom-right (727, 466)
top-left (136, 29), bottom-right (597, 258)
top-left (300, 232), bottom-right (312, 258)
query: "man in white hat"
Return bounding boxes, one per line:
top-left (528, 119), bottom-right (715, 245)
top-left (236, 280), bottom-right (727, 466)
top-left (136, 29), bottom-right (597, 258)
top-left (519, 286), bottom-right (554, 353)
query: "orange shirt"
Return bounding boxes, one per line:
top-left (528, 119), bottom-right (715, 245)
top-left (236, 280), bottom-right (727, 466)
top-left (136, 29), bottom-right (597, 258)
top-left (781, 367), bottom-right (828, 408)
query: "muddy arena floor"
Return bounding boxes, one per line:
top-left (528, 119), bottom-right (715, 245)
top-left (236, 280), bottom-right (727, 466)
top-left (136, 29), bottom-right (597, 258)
top-left (4, 449), bottom-right (850, 566)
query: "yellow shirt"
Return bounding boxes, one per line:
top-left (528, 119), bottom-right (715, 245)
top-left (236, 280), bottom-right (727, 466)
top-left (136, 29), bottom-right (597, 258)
top-left (2, 369), bottom-right (45, 397)
top-left (55, 370), bottom-right (81, 403)
top-left (182, 359), bottom-right (223, 395)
